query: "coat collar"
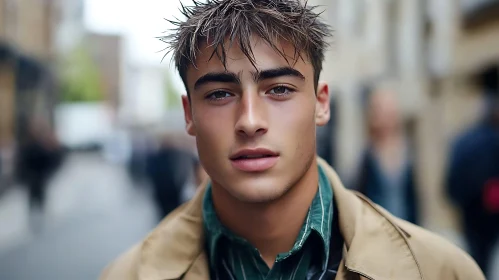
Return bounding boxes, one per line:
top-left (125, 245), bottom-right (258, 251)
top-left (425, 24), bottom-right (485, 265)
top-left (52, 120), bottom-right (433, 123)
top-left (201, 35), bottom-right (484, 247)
top-left (137, 183), bottom-right (206, 280)
top-left (137, 158), bottom-right (423, 280)
top-left (319, 158), bottom-right (422, 280)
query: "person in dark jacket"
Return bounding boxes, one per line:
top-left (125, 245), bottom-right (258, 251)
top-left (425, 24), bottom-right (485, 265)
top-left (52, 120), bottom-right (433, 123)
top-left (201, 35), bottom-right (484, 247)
top-left (446, 66), bottom-right (499, 277)
top-left (354, 86), bottom-right (419, 224)
top-left (17, 119), bottom-right (65, 230)
top-left (146, 137), bottom-right (198, 219)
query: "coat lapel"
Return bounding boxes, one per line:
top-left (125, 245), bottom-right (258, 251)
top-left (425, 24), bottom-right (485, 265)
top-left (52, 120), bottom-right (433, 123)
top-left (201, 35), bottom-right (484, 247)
top-left (318, 158), bottom-right (423, 280)
top-left (137, 181), bottom-right (207, 280)
top-left (182, 252), bottom-right (210, 280)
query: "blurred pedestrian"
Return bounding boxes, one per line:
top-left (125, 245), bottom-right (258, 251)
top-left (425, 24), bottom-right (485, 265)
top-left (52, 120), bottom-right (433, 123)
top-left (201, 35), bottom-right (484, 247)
top-left (16, 118), bottom-right (65, 230)
top-left (446, 65), bottom-right (499, 277)
top-left (354, 87), bottom-right (419, 224)
top-left (146, 135), bottom-right (198, 219)
top-left (127, 131), bottom-right (155, 185)
top-left (101, 1), bottom-right (483, 279)
top-left (180, 158), bottom-right (208, 203)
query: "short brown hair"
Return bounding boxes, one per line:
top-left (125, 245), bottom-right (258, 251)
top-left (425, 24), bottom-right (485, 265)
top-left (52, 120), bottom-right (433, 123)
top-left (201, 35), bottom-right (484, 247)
top-left (161, 0), bottom-right (332, 92)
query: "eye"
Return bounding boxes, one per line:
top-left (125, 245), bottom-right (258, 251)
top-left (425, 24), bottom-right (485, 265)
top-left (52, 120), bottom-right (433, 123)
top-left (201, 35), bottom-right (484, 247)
top-left (268, 86), bottom-right (294, 96)
top-left (206, 91), bottom-right (233, 100)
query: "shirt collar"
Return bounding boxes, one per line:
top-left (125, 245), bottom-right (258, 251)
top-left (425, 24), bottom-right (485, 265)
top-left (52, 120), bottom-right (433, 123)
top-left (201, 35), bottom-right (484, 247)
top-left (309, 165), bottom-right (333, 263)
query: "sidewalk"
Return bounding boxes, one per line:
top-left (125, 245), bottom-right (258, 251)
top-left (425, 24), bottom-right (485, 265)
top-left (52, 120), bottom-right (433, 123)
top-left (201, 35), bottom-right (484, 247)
top-left (0, 185), bottom-right (32, 252)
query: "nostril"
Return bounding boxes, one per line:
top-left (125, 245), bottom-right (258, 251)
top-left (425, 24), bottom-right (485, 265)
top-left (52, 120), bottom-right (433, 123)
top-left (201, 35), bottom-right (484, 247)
top-left (236, 127), bottom-right (267, 137)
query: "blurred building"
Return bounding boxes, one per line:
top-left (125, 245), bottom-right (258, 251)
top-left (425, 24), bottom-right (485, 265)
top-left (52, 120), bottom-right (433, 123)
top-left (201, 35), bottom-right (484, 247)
top-left (54, 32), bottom-right (124, 151)
top-left (86, 33), bottom-right (122, 111)
top-left (0, 0), bottom-right (86, 186)
top-left (0, 0), bottom-right (57, 186)
top-left (120, 65), bottom-right (167, 127)
top-left (311, 0), bottom-right (499, 235)
top-left (53, 0), bottom-right (85, 55)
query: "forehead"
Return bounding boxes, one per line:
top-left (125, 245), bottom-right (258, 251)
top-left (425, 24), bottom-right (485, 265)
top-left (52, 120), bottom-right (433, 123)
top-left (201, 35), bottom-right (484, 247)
top-left (185, 36), bottom-right (313, 83)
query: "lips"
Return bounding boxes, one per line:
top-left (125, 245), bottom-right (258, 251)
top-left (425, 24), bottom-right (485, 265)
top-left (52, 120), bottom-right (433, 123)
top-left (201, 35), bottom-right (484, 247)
top-left (238, 154), bottom-right (271, 159)
top-left (230, 148), bottom-right (279, 172)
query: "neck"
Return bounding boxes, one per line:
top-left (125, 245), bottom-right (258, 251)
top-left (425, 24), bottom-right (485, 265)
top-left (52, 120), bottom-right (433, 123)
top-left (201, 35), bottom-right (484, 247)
top-left (211, 158), bottom-right (319, 268)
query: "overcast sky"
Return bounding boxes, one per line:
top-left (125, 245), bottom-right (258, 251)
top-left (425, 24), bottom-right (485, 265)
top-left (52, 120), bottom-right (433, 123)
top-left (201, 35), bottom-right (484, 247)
top-left (84, 0), bottom-right (187, 94)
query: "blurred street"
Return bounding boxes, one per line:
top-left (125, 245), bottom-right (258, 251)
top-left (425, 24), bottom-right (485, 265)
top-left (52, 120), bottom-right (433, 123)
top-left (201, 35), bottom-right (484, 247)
top-left (0, 152), bottom-right (157, 280)
top-left (0, 0), bottom-right (499, 278)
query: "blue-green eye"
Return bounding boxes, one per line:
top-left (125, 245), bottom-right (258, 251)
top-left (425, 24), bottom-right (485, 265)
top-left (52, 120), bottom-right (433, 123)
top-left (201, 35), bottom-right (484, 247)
top-left (206, 91), bottom-right (232, 100)
top-left (268, 86), bottom-right (293, 96)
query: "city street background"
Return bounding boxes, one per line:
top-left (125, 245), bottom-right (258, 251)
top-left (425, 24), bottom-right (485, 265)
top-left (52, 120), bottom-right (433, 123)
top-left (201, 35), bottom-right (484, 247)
top-left (0, 152), bottom-right (157, 280)
top-left (1, 0), bottom-right (499, 279)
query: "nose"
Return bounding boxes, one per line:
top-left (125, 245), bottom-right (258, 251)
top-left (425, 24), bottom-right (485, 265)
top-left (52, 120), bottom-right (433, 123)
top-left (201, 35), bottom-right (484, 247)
top-left (234, 91), bottom-right (268, 138)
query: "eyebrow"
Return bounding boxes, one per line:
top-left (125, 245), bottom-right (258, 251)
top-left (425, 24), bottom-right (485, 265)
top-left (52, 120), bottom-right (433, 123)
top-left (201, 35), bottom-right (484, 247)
top-left (253, 67), bottom-right (305, 82)
top-left (193, 67), bottom-right (305, 90)
top-left (194, 72), bottom-right (241, 90)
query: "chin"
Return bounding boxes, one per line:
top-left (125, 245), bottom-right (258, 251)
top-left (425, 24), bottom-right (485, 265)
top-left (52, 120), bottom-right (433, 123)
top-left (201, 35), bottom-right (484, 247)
top-left (227, 179), bottom-right (292, 203)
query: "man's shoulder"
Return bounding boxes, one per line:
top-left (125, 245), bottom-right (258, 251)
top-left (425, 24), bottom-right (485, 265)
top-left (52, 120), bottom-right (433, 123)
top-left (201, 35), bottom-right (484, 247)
top-left (396, 219), bottom-right (485, 280)
top-left (99, 200), bottom-right (204, 280)
top-left (345, 190), bottom-right (485, 280)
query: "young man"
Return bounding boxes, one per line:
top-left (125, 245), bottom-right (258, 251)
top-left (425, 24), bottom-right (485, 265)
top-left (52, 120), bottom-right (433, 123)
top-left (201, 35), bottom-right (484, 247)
top-left (101, 1), bottom-right (484, 279)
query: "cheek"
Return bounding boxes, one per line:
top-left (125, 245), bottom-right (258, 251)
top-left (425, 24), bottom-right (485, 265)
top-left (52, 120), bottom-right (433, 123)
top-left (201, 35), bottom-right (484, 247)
top-left (193, 108), bottom-right (235, 182)
top-left (193, 105), bottom-right (234, 153)
top-left (270, 97), bottom-right (317, 146)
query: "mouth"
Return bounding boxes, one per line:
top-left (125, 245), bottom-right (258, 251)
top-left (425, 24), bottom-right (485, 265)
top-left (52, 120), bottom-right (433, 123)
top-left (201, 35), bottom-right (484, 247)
top-left (230, 149), bottom-right (279, 160)
top-left (232, 154), bottom-right (276, 160)
top-left (230, 148), bottom-right (280, 172)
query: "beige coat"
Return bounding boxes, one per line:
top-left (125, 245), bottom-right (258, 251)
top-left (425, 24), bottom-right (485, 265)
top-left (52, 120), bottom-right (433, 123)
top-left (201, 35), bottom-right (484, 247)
top-left (100, 158), bottom-right (484, 280)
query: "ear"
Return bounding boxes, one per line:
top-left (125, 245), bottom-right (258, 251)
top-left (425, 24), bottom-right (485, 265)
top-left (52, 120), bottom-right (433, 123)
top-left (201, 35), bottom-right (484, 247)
top-left (315, 82), bottom-right (330, 126)
top-left (182, 95), bottom-right (196, 136)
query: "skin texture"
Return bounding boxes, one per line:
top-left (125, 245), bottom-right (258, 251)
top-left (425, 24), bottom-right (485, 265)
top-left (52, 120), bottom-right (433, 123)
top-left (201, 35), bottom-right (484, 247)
top-left (182, 35), bottom-right (330, 266)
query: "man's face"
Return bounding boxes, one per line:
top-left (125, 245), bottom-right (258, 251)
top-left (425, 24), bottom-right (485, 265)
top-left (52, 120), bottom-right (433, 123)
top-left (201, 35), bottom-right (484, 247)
top-left (182, 36), bottom-right (330, 203)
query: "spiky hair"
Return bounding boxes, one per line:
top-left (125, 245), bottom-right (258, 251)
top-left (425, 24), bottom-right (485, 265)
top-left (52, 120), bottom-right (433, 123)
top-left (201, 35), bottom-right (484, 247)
top-left (161, 0), bottom-right (332, 91)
